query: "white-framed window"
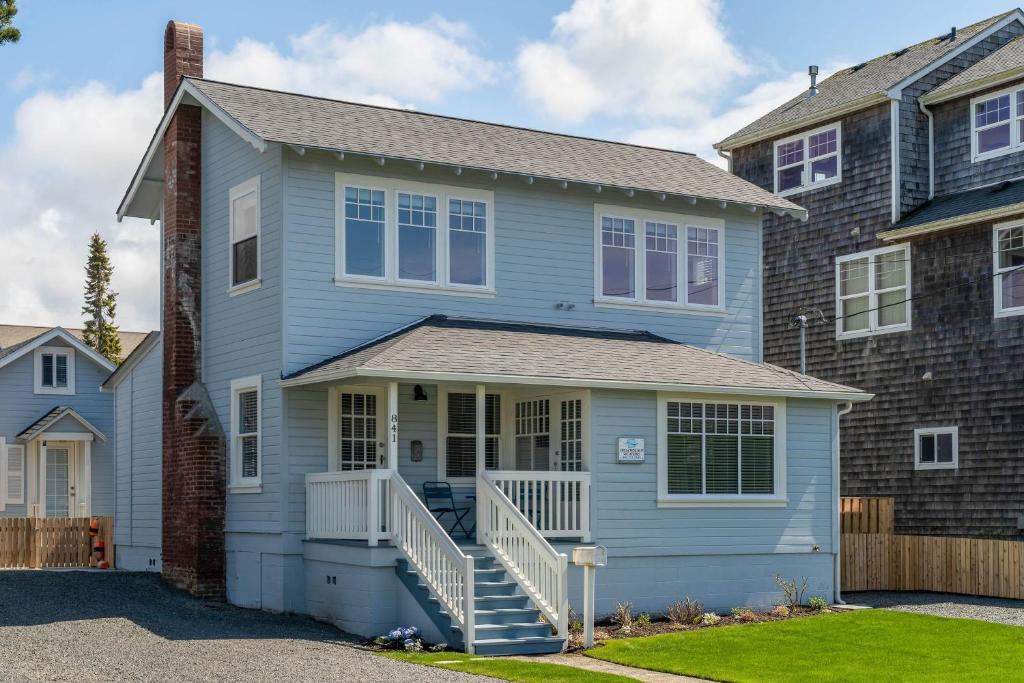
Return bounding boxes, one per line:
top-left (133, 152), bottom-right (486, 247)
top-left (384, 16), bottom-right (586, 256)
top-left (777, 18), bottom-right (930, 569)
top-left (594, 204), bottom-right (724, 312)
top-left (229, 176), bottom-right (261, 295)
top-left (229, 375), bottom-right (262, 492)
top-left (835, 244), bottom-right (911, 339)
top-left (994, 221), bottom-right (1024, 317)
top-left (773, 122), bottom-right (841, 196)
top-left (335, 173), bottom-right (495, 295)
top-left (970, 86), bottom-right (1024, 162)
top-left (33, 346), bottom-right (75, 395)
top-left (438, 389), bottom-right (501, 484)
top-left (914, 426), bottom-right (958, 470)
top-left (657, 395), bottom-right (787, 507)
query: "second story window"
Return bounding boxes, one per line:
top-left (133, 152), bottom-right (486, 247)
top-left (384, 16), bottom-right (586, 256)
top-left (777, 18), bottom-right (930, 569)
top-left (34, 347), bottom-right (75, 395)
top-left (229, 176), bottom-right (261, 294)
top-left (773, 123), bottom-right (841, 196)
top-left (835, 245), bottom-right (911, 339)
top-left (994, 222), bottom-right (1024, 317)
top-left (971, 88), bottom-right (1024, 161)
top-left (596, 205), bottom-right (723, 311)
top-left (335, 173), bottom-right (494, 295)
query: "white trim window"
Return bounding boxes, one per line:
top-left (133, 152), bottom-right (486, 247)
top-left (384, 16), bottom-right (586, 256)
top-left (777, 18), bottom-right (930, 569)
top-left (835, 245), bottom-right (911, 339)
top-left (335, 173), bottom-right (495, 295)
top-left (229, 376), bottom-right (262, 492)
top-left (657, 395), bottom-right (787, 507)
top-left (994, 222), bottom-right (1024, 317)
top-left (229, 176), bottom-right (261, 295)
top-left (914, 426), bottom-right (958, 470)
top-left (970, 86), bottom-right (1024, 162)
top-left (773, 122), bottom-right (841, 196)
top-left (34, 346), bottom-right (75, 395)
top-left (595, 204), bottom-right (725, 312)
top-left (438, 390), bottom-right (501, 483)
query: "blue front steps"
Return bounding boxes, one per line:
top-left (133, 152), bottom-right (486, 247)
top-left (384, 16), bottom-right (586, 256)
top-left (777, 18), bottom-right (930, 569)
top-left (395, 545), bottom-right (565, 656)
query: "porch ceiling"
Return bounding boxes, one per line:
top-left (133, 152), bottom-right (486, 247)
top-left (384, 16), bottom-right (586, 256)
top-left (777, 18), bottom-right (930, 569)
top-left (280, 316), bottom-right (870, 401)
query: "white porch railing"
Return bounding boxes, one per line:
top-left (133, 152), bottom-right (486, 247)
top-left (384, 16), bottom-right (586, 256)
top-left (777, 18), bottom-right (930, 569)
top-left (477, 473), bottom-right (569, 639)
top-left (305, 469), bottom-right (391, 545)
top-left (489, 471), bottom-right (591, 541)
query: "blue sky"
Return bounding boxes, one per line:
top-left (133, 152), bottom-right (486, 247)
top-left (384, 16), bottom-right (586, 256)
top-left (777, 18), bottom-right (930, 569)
top-left (0, 0), bottom-right (1017, 330)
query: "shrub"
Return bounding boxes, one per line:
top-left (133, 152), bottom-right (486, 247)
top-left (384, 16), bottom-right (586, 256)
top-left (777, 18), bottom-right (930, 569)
top-left (613, 601), bottom-right (635, 632)
top-left (771, 605), bottom-right (790, 618)
top-left (808, 596), bottom-right (829, 611)
top-left (668, 597), bottom-right (704, 625)
top-left (731, 607), bottom-right (757, 622)
top-left (700, 612), bottom-right (721, 626)
top-left (636, 612), bottom-right (652, 626)
top-left (774, 574), bottom-right (809, 611)
top-left (375, 626), bottom-right (424, 652)
top-left (568, 607), bottom-right (584, 634)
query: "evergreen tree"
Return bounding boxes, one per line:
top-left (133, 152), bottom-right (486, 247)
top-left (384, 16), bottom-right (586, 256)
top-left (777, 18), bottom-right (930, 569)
top-left (0, 1), bottom-right (20, 46)
top-left (82, 232), bottom-right (122, 364)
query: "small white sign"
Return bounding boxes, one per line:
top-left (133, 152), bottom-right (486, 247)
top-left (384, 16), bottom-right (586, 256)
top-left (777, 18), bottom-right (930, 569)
top-left (617, 437), bottom-right (645, 463)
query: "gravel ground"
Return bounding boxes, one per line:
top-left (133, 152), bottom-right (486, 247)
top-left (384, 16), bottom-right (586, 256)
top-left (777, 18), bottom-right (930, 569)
top-left (0, 570), bottom-right (488, 683)
top-left (845, 591), bottom-right (1024, 626)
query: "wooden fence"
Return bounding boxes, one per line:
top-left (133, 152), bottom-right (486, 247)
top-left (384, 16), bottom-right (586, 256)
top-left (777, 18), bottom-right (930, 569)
top-left (840, 497), bottom-right (1024, 600)
top-left (0, 517), bottom-right (113, 569)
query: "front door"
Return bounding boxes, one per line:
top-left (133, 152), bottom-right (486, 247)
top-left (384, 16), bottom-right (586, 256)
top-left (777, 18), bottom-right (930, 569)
top-left (514, 393), bottom-right (587, 471)
top-left (337, 389), bottom-right (386, 470)
top-left (45, 443), bottom-right (77, 517)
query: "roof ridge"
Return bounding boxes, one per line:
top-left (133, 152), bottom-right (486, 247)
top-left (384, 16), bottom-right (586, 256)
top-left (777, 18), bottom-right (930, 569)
top-left (189, 77), bottom-right (698, 158)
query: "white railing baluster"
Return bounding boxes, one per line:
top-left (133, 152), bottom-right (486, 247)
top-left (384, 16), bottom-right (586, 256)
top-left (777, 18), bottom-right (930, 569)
top-left (485, 471), bottom-right (591, 540)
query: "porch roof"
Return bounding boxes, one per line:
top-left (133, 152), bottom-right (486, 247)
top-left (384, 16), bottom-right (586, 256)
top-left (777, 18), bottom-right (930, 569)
top-left (280, 316), bottom-right (871, 402)
top-left (18, 406), bottom-right (107, 443)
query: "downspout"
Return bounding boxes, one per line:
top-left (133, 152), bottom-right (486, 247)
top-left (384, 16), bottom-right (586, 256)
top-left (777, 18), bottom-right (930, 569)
top-left (717, 148), bottom-right (733, 173)
top-left (832, 401), bottom-right (854, 604)
top-left (919, 99), bottom-right (935, 199)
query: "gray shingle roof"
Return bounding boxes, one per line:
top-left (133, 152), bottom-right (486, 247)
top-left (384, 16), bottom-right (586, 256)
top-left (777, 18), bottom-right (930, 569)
top-left (17, 406), bottom-right (107, 443)
top-left (716, 11), bottom-right (1017, 149)
top-left (883, 178), bottom-right (1024, 234)
top-left (924, 34), bottom-right (1024, 103)
top-left (187, 79), bottom-right (803, 214)
top-left (0, 325), bottom-right (148, 361)
top-left (280, 315), bottom-right (868, 400)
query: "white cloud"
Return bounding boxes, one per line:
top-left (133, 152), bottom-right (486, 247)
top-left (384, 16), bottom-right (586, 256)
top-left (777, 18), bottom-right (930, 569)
top-left (516, 0), bottom-right (748, 124)
top-left (0, 17), bottom-right (496, 331)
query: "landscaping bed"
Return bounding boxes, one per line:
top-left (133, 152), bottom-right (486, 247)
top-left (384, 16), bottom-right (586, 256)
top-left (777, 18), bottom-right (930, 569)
top-left (589, 604), bottom-right (827, 642)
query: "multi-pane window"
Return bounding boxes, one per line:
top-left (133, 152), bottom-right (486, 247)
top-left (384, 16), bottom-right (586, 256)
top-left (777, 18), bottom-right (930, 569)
top-left (34, 347), bottom-right (74, 395)
top-left (665, 401), bottom-right (776, 496)
top-left (397, 192), bottom-right (438, 282)
top-left (995, 224), bottom-right (1024, 316)
top-left (773, 123), bottom-right (841, 195)
top-left (449, 199), bottom-right (487, 286)
top-left (445, 392), bottom-right (500, 479)
top-left (515, 399), bottom-right (551, 471)
top-left (229, 177), bottom-right (260, 289)
top-left (230, 376), bottom-right (261, 489)
top-left (41, 353), bottom-right (68, 388)
top-left (559, 398), bottom-right (584, 472)
top-left (914, 427), bottom-right (958, 470)
top-left (597, 206), bottom-right (722, 309)
top-left (336, 173), bottom-right (493, 291)
top-left (339, 392), bottom-right (379, 470)
top-left (971, 87), bottom-right (1024, 161)
top-left (836, 245), bottom-right (910, 338)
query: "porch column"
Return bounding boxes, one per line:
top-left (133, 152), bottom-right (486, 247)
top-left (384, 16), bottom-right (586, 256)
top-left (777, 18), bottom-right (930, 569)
top-left (38, 441), bottom-right (46, 518)
top-left (81, 441), bottom-right (92, 518)
top-left (475, 384), bottom-right (486, 544)
top-left (386, 381), bottom-right (399, 471)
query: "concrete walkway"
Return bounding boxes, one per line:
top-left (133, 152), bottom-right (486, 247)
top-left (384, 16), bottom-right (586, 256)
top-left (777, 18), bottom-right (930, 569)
top-left (512, 652), bottom-right (710, 682)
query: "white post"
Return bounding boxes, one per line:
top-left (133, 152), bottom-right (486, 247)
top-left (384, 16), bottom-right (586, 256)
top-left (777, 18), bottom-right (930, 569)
top-left (387, 381), bottom-right (399, 471)
top-left (583, 563), bottom-right (596, 648)
top-left (367, 470), bottom-right (380, 547)
top-left (475, 384), bottom-right (486, 545)
top-left (463, 554), bottom-right (476, 653)
top-left (81, 441), bottom-right (92, 518)
top-left (581, 476), bottom-right (592, 543)
top-left (38, 441), bottom-right (47, 519)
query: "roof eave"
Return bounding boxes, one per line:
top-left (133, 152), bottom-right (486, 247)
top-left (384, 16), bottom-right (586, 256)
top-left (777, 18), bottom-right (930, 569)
top-left (880, 201), bottom-right (1024, 241)
top-left (278, 367), bottom-right (871, 402)
top-left (101, 331), bottom-right (160, 391)
top-left (921, 66), bottom-right (1024, 106)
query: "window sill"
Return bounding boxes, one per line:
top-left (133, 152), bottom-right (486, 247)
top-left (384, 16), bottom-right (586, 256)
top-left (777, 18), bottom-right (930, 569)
top-left (593, 298), bottom-right (726, 316)
top-left (333, 277), bottom-right (496, 298)
top-left (995, 305), bottom-right (1024, 319)
top-left (228, 280), bottom-right (262, 297)
top-left (657, 496), bottom-right (788, 508)
top-left (228, 483), bottom-right (263, 494)
top-left (33, 386), bottom-right (74, 396)
top-left (836, 323), bottom-right (911, 341)
top-left (914, 463), bottom-right (957, 471)
top-left (972, 146), bottom-right (1021, 164)
top-left (776, 176), bottom-right (841, 198)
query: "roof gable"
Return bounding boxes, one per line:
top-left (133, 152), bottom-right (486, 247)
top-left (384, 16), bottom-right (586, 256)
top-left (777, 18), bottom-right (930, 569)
top-left (0, 327), bottom-right (116, 374)
top-left (923, 34), bottom-right (1024, 104)
top-left (17, 406), bottom-right (107, 443)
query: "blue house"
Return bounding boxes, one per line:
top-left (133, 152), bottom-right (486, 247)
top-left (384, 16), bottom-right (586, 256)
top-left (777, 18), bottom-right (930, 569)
top-left (113, 21), bottom-right (871, 655)
top-left (0, 325), bottom-right (146, 520)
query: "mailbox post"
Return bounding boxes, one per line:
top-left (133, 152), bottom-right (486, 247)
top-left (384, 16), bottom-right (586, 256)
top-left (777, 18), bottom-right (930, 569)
top-left (572, 545), bottom-right (607, 648)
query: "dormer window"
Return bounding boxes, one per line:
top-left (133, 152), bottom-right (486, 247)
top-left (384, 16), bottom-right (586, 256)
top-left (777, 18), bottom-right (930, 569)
top-left (971, 87), bottom-right (1024, 162)
top-left (773, 123), bottom-right (841, 196)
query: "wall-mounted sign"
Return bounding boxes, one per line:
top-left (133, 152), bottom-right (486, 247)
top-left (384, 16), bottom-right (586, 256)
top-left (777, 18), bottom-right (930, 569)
top-left (617, 437), bottom-right (645, 463)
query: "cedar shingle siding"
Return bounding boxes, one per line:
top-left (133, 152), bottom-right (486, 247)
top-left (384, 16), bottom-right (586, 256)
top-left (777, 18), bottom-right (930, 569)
top-left (729, 17), bottom-right (1024, 539)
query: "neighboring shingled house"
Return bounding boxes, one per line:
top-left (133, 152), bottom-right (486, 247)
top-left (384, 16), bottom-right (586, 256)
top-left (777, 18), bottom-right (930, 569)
top-left (717, 9), bottom-right (1024, 538)
top-left (0, 324), bottom-right (147, 519)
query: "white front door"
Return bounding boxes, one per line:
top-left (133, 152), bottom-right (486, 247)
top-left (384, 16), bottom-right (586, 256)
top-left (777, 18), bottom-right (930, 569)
top-left (514, 398), bottom-right (551, 471)
top-left (514, 393), bottom-right (588, 472)
top-left (337, 389), bottom-right (386, 470)
top-left (555, 394), bottom-right (586, 472)
top-left (45, 443), bottom-right (77, 518)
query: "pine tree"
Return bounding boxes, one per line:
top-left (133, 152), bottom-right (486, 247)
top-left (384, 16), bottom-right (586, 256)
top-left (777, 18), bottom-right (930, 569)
top-left (82, 232), bottom-right (122, 364)
top-left (0, 1), bottom-right (20, 46)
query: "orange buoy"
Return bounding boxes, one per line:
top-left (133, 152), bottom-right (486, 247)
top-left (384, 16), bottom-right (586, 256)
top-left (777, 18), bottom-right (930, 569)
top-left (88, 518), bottom-right (99, 538)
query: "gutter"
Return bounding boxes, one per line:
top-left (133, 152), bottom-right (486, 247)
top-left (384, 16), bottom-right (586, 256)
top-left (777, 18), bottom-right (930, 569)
top-left (919, 99), bottom-right (935, 199)
top-left (717, 148), bottom-right (733, 173)
top-left (880, 200), bottom-right (1024, 241)
top-left (833, 400), bottom-right (854, 605)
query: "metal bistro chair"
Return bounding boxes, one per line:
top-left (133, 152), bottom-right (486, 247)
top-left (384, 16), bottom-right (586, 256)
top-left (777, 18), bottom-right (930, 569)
top-left (422, 481), bottom-right (473, 539)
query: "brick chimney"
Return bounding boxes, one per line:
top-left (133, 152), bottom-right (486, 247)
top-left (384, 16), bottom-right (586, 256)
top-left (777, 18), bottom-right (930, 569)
top-left (161, 20), bottom-right (226, 599)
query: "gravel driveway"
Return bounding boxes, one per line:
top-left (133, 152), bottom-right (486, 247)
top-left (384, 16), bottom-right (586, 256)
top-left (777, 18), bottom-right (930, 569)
top-left (0, 570), bottom-right (487, 683)
top-left (846, 591), bottom-right (1024, 626)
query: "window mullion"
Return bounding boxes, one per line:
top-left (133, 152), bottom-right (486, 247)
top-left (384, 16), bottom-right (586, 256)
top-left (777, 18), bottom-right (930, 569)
top-left (867, 256), bottom-right (878, 331)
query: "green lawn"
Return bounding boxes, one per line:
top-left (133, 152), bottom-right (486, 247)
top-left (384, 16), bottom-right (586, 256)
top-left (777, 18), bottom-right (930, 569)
top-left (382, 650), bottom-right (635, 682)
top-left (588, 610), bottom-right (1024, 682)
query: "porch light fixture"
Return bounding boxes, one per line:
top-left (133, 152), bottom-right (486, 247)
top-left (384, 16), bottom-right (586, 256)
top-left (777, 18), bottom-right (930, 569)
top-left (413, 385), bottom-right (428, 401)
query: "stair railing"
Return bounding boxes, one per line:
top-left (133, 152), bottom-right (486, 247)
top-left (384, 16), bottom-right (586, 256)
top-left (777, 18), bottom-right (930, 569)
top-left (477, 473), bottom-right (569, 641)
top-left (387, 471), bottom-right (476, 652)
